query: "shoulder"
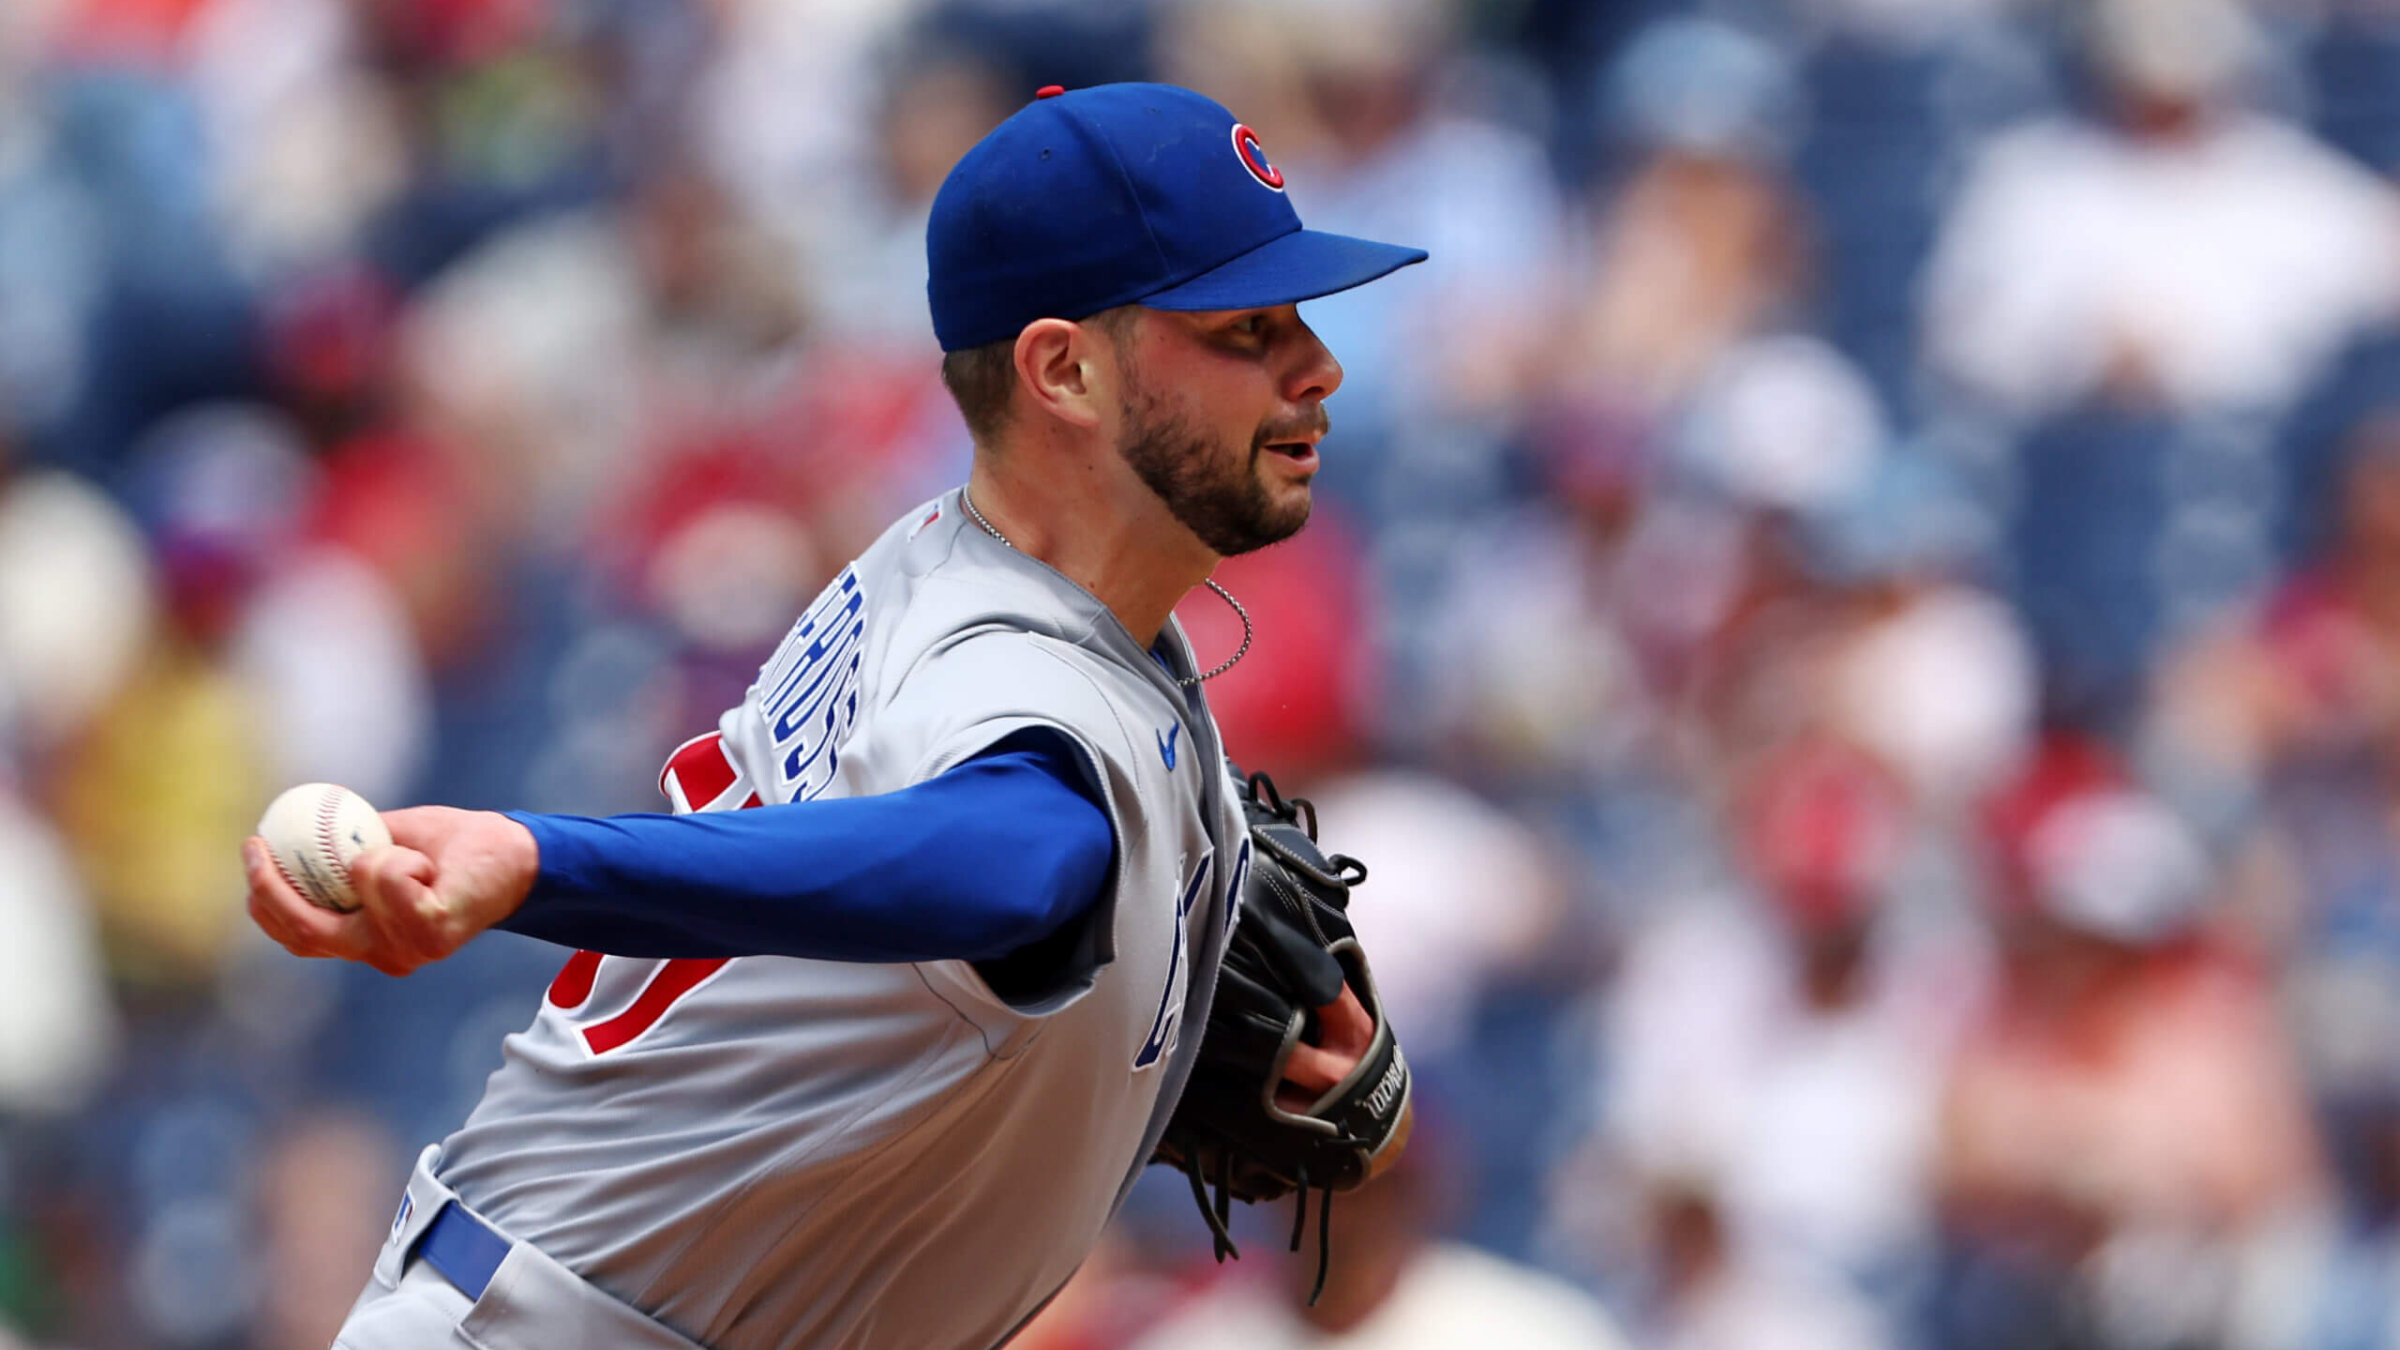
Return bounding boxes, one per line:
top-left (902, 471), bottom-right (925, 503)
top-left (889, 627), bottom-right (1151, 773)
top-left (819, 495), bottom-right (1188, 784)
top-left (850, 496), bottom-right (1123, 683)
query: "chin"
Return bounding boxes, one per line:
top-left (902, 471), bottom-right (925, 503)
top-left (1264, 493), bottom-right (1314, 545)
top-left (1266, 484), bottom-right (1314, 532)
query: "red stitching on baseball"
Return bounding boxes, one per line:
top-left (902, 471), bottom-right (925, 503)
top-left (316, 787), bottom-right (348, 903)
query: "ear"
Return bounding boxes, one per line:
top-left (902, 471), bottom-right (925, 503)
top-left (1012, 318), bottom-right (1114, 430)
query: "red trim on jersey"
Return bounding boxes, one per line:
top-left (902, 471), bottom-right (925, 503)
top-left (580, 958), bottom-right (732, 1055)
top-left (546, 949), bottom-right (602, 1010)
top-left (660, 730), bottom-right (740, 810)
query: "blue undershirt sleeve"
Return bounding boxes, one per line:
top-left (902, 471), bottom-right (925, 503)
top-left (493, 731), bottom-right (1115, 963)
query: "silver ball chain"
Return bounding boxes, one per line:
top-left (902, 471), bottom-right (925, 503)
top-left (960, 486), bottom-right (1252, 686)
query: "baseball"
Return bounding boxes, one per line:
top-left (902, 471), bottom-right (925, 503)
top-left (257, 783), bottom-right (393, 913)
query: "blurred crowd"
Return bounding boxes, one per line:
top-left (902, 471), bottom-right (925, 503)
top-left (14, 0), bottom-right (2400, 1345)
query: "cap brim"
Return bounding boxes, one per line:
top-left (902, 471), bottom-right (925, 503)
top-left (1137, 228), bottom-right (1427, 313)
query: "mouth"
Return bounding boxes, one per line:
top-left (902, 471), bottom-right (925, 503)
top-left (1262, 438), bottom-right (1320, 470)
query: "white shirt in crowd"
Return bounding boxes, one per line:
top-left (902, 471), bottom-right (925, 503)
top-left (1128, 1243), bottom-right (1631, 1350)
top-left (1923, 111), bottom-right (2400, 416)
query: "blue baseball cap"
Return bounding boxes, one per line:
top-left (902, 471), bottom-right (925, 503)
top-left (927, 82), bottom-right (1428, 352)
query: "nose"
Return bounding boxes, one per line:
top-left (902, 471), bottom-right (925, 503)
top-left (1283, 318), bottom-right (1343, 405)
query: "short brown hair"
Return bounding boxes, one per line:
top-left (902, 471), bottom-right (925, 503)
top-left (938, 308), bottom-right (1140, 449)
top-left (940, 338), bottom-right (1017, 447)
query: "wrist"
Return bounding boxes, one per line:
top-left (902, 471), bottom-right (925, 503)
top-left (494, 810), bottom-right (550, 921)
top-left (499, 812), bottom-right (540, 914)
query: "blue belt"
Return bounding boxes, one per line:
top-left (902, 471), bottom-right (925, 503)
top-left (417, 1200), bottom-right (513, 1301)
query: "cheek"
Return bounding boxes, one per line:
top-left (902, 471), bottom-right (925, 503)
top-left (1208, 382), bottom-right (1281, 454)
top-left (1139, 341), bottom-right (1280, 455)
top-left (1154, 382), bottom-right (1260, 460)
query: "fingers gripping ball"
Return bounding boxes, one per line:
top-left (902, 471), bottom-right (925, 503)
top-left (257, 783), bottom-right (392, 913)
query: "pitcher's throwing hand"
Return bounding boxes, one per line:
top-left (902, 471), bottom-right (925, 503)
top-left (246, 806), bottom-right (535, 976)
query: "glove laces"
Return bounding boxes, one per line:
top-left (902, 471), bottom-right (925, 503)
top-left (1176, 1150), bottom-right (1346, 1306)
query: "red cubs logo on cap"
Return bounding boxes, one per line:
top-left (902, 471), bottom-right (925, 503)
top-left (1231, 124), bottom-right (1285, 192)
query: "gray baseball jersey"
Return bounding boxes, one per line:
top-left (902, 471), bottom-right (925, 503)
top-left (429, 489), bottom-right (1252, 1349)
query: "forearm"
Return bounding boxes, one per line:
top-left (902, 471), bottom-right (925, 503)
top-left (497, 742), bottom-right (1113, 963)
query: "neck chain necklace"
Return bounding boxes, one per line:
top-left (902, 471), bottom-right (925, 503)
top-left (959, 485), bottom-right (1252, 686)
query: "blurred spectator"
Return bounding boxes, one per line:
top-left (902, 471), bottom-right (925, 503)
top-left (1812, 455), bottom-right (2033, 812)
top-left (253, 1109), bottom-right (399, 1350)
top-left (1591, 733), bottom-right (1985, 1346)
top-left (1127, 1133), bottom-right (1631, 1350)
top-left (799, 42), bottom-right (1011, 350)
top-left (0, 782), bottom-right (116, 1112)
top-left (1634, 1181), bottom-right (1894, 1350)
top-left (398, 210), bottom-right (650, 549)
top-left (0, 464), bottom-right (153, 751)
top-left (2151, 412), bottom-right (2400, 839)
top-left (1934, 735), bottom-right (2324, 1349)
top-left (698, 0), bottom-right (928, 252)
top-left (1555, 18), bottom-right (1806, 424)
top-left (1921, 0), bottom-right (2400, 419)
top-left (2143, 406), bottom-right (2400, 1350)
top-left (1787, 0), bottom-right (2053, 412)
top-left (183, 0), bottom-right (407, 275)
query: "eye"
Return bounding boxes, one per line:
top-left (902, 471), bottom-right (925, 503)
top-left (1229, 313), bottom-right (1268, 337)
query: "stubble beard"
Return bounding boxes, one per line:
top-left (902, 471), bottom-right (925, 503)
top-left (1115, 382), bottom-right (1315, 558)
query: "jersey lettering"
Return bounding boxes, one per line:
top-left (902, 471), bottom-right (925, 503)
top-left (1223, 837), bottom-right (1250, 940)
top-left (758, 569), bottom-right (867, 799)
top-left (1134, 854), bottom-right (1211, 1069)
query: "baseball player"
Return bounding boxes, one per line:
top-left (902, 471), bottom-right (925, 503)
top-left (243, 83), bottom-right (1425, 1350)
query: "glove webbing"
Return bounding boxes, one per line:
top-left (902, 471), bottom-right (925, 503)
top-left (1245, 775), bottom-right (1370, 907)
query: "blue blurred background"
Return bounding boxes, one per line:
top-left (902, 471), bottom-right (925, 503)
top-left (13, 0), bottom-right (2400, 1345)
